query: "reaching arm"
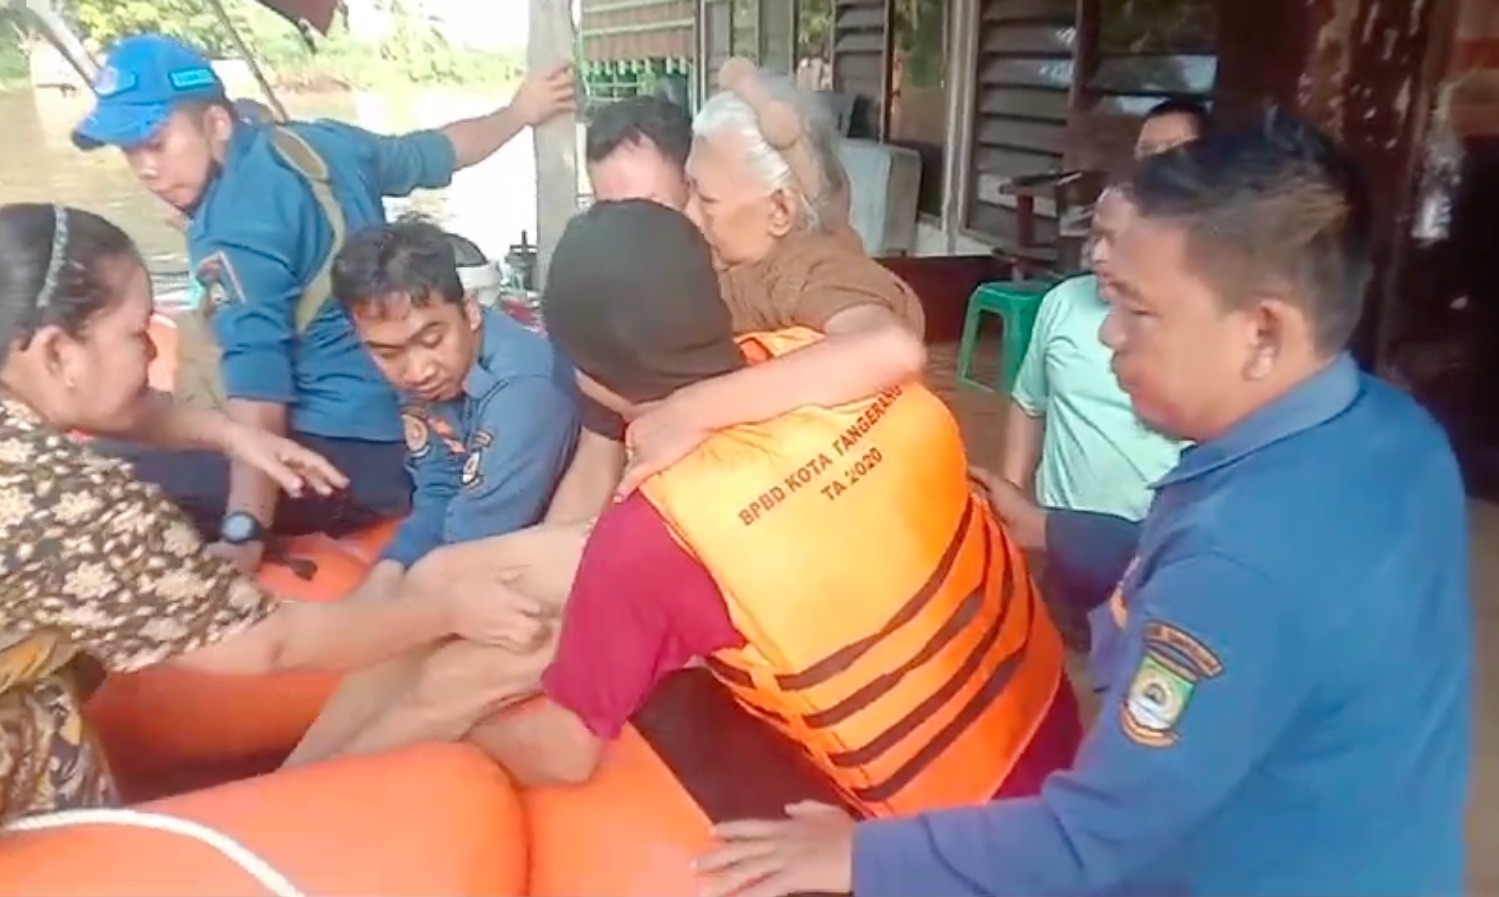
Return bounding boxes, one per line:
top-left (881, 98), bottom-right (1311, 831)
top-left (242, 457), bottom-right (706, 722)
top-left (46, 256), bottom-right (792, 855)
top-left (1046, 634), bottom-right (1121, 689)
top-left (544, 416), bottom-right (627, 524)
top-left (380, 408), bottom-right (462, 571)
top-left (1001, 404), bottom-right (1045, 491)
top-left (196, 241), bottom-right (305, 538)
top-left (171, 589), bottom-right (454, 675)
top-left (110, 393), bottom-right (234, 451)
top-left (472, 495), bottom-right (741, 786)
top-left (0, 451), bottom-right (453, 680)
top-left (675, 304), bottom-right (925, 431)
top-left (440, 64), bottom-right (575, 170)
top-left (851, 554), bottom-right (1302, 896)
top-left (1001, 286), bottom-right (1057, 491)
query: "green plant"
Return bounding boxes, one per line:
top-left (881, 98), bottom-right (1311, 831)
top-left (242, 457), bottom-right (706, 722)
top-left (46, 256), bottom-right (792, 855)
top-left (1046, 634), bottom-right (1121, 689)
top-left (59, 0), bottom-right (524, 92)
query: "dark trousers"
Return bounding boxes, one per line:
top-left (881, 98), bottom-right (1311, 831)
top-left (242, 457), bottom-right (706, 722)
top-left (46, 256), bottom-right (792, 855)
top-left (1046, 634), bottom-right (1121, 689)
top-left (98, 433), bottom-right (411, 540)
top-left (1027, 550), bottom-right (1095, 654)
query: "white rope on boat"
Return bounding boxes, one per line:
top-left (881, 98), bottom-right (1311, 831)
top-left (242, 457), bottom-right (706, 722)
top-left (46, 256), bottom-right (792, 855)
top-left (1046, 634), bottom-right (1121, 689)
top-left (3, 807), bottom-right (308, 897)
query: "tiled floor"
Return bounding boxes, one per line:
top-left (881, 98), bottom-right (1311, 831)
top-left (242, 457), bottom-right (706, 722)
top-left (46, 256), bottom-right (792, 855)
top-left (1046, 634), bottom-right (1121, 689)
top-left (923, 339), bottom-right (1498, 890)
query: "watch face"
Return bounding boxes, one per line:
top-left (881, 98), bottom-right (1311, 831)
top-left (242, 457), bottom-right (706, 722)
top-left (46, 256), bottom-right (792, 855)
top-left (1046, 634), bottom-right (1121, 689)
top-left (221, 513), bottom-right (260, 544)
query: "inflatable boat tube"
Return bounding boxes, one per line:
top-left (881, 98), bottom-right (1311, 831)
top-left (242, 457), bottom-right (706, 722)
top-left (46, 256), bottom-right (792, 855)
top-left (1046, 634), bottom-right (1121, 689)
top-left (0, 742), bottom-right (528, 897)
top-left (15, 678), bottom-right (855, 894)
top-left (525, 668), bottom-right (854, 896)
top-left (86, 534), bottom-right (367, 801)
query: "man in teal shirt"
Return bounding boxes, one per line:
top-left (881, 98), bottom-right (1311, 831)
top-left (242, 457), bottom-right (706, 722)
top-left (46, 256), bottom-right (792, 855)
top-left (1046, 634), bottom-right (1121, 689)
top-left (987, 188), bottom-right (1183, 683)
top-left (1002, 189), bottom-right (1185, 521)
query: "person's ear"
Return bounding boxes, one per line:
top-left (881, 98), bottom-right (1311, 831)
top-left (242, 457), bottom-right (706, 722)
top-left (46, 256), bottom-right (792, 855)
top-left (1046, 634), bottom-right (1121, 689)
top-left (29, 325), bottom-right (85, 391)
top-left (767, 188), bottom-right (799, 238)
top-left (1242, 297), bottom-right (1301, 381)
top-left (205, 105), bottom-right (237, 156)
top-left (463, 296), bottom-right (483, 332)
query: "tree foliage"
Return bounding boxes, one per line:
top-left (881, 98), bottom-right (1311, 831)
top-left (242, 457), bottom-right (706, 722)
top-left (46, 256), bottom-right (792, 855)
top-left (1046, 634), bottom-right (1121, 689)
top-left (72, 0), bottom-right (248, 57)
top-left (18, 0), bottom-right (524, 91)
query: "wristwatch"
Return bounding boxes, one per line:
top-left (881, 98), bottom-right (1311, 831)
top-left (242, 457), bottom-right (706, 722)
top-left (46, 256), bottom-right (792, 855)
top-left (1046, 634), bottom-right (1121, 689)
top-left (219, 511), bottom-right (266, 546)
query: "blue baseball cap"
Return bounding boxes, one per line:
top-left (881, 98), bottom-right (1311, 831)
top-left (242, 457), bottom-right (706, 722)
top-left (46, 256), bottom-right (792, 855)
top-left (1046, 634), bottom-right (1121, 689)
top-left (72, 34), bottom-right (227, 151)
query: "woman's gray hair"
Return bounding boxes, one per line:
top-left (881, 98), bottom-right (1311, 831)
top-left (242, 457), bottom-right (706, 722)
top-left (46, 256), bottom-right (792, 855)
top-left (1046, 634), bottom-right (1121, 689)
top-left (691, 73), bottom-right (847, 233)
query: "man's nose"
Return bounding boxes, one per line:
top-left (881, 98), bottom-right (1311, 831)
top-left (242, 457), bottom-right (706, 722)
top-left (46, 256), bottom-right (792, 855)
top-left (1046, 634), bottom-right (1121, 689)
top-left (411, 354), bottom-right (444, 385)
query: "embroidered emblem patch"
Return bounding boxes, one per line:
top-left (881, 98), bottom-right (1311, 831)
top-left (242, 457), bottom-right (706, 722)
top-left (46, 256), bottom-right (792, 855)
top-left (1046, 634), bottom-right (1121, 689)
top-left (460, 448), bottom-right (483, 488)
top-left (402, 412), bottom-right (431, 459)
top-left (194, 251), bottom-right (246, 318)
top-left (1120, 620), bottom-right (1224, 748)
top-left (459, 430), bottom-right (493, 489)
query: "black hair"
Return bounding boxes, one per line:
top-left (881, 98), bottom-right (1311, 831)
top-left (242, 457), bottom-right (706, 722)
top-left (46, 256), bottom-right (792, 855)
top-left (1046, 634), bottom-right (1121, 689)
top-left (1127, 107), bottom-right (1372, 353)
top-left (179, 95), bottom-right (236, 120)
top-left (1143, 97), bottom-right (1213, 137)
top-left (585, 95), bottom-right (692, 168)
top-left (0, 203), bottom-right (138, 365)
top-left (443, 230), bottom-right (488, 267)
top-left (332, 218), bottom-right (465, 315)
top-left (543, 199), bottom-right (741, 403)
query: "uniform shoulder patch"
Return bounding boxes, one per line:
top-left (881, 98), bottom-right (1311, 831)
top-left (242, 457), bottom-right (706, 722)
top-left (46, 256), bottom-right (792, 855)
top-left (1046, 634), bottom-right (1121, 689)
top-left (1120, 620), bottom-right (1224, 748)
top-left (402, 410), bottom-right (432, 459)
top-left (460, 430), bottom-right (493, 489)
top-left (460, 448), bottom-right (484, 489)
top-left (194, 251), bottom-right (246, 317)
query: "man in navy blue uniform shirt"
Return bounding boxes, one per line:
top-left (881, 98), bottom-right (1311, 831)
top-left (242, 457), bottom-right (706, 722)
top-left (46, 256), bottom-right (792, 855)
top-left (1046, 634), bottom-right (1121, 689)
top-left (73, 33), bottom-right (573, 572)
top-left (330, 219), bottom-right (580, 602)
top-left (694, 111), bottom-right (1472, 897)
top-left (282, 221), bottom-right (580, 767)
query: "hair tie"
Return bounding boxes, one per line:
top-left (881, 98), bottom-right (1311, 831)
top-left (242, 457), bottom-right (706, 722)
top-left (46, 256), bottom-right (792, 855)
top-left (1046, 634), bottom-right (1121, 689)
top-left (36, 205), bottom-right (69, 311)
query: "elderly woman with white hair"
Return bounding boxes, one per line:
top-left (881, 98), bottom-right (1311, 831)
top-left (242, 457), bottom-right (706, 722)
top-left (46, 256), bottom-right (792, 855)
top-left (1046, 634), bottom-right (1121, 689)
top-left (545, 59), bottom-right (929, 516)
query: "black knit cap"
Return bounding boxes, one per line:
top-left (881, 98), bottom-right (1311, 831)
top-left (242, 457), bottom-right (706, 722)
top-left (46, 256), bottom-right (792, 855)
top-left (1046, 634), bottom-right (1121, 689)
top-left (543, 199), bottom-right (743, 403)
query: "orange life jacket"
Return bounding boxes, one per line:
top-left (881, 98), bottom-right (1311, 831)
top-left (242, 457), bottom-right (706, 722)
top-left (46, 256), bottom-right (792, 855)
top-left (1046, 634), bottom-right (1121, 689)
top-left (638, 328), bottom-right (1066, 818)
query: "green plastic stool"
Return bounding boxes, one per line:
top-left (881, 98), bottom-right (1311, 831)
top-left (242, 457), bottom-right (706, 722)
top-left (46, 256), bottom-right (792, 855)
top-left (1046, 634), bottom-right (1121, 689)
top-left (957, 280), bottom-right (1057, 394)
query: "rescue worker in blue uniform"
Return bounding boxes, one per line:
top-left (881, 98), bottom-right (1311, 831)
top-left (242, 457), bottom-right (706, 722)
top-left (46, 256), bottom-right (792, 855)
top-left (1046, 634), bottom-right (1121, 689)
top-left (692, 111), bottom-right (1473, 897)
top-left (72, 33), bottom-right (574, 572)
top-left (277, 220), bottom-right (581, 766)
top-left (329, 219), bottom-right (579, 603)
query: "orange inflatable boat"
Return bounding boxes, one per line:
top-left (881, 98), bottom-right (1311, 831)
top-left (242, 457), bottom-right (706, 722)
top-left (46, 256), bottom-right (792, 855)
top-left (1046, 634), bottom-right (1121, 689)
top-left (1, 671), bottom-right (854, 896)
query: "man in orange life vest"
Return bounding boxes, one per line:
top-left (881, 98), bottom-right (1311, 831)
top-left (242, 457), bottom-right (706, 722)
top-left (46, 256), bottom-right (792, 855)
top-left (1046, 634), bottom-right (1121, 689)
top-left (467, 199), bottom-right (1082, 813)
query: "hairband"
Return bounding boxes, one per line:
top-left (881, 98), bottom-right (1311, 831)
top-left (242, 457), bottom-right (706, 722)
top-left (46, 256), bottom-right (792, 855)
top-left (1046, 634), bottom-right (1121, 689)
top-left (36, 205), bottom-right (69, 311)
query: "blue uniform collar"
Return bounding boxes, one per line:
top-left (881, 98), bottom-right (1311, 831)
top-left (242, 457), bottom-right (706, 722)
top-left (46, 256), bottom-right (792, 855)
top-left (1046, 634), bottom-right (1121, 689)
top-left (1158, 352), bottom-right (1361, 488)
top-left (462, 307), bottom-right (505, 398)
top-left (185, 122), bottom-right (259, 242)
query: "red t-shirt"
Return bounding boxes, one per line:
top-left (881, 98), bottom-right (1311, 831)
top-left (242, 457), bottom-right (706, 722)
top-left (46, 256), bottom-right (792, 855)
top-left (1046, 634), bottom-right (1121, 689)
top-left (541, 494), bottom-right (1083, 795)
top-left (541, 493), bottom-right (744, 739)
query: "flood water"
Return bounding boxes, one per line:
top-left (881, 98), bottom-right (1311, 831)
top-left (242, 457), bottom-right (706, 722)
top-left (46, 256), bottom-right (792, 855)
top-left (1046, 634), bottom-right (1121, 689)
top-left (0, 87), bottom-right (549, 293)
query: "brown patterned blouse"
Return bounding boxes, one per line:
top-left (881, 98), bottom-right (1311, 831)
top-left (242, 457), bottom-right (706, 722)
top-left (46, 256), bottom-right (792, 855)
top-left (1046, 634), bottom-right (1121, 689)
top-left (0, 397), bottom-right (274, 824)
